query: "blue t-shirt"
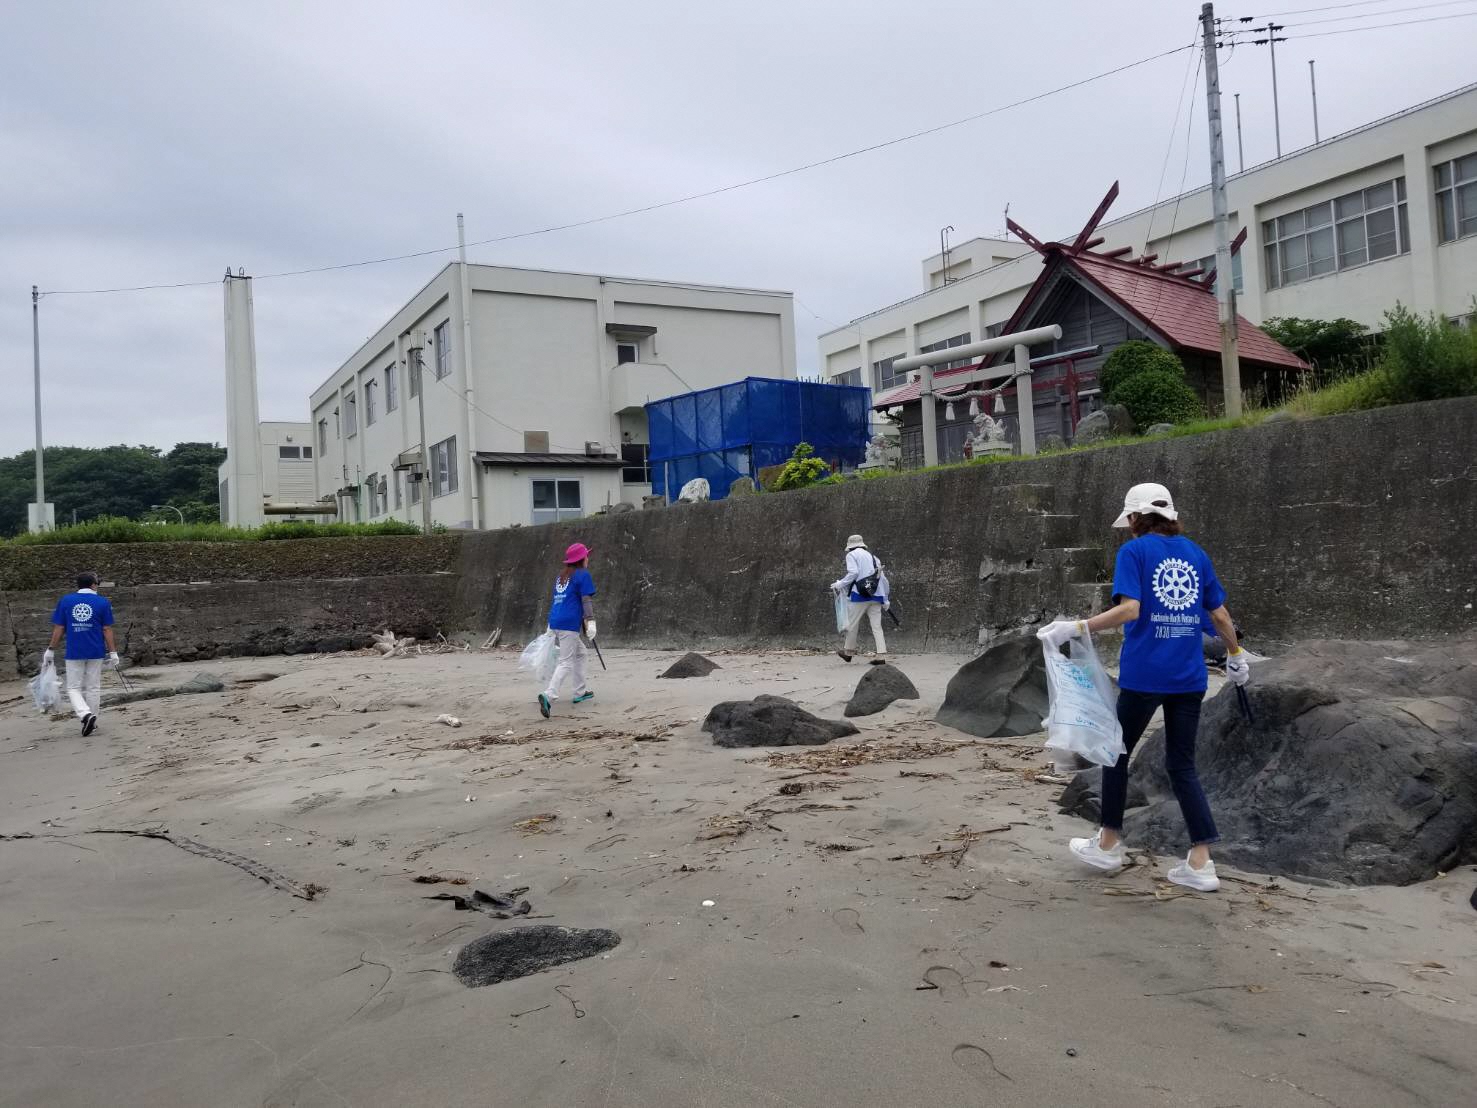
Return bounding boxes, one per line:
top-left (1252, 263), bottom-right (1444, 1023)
top-left (52, 590), bottom-right (114, 660)
top-left (548, 569), bottom-right (596, 632)
top-left (1112, 534), bottom-right (1226, 694)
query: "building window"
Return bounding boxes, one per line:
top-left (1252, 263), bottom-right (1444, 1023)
top-left (317, 419), bottom-right (328, 453)
top-left (833, 368), bottom-right (863, 387)
top-left (616, 342), bottom-right (638, 365)
top-left (984, 322), bottom-right (1006, 340)
top-left (385, 364), bottom-right (398, 412)
top-left (303, 446), bottom-right (312, 458)
top-left (873, 354), bottom-right (905, 393)
top-left (434, 321), bottom-right (452, 380)
top-left (1193, 252), bottom-right (1244, 293)
top-left (364, 379), bottom-right (378, 426)
top-left (430, 435), bottom-right (458, 497)
top-left (409, 356), bottom-right (420, 399)
top-left (344, 391), bottom-right (358, 436)
top-left (278, 445), bottom-right (302, 459)
top-left (1263, 176), bottom-right (1408, 289)
top-left (1436, 152), bottom-right (1477, 243)
top-left (621, 443), bottom-right (651, 484)
top-left (919, 332), bottom-right (973, 371)
top-left (392, 469), bottom-right (402, 509)
top-left (532, 478), bottom-right (582, 526)
top-left (409, 471), bottom-right (422, 505)
top-left (365, 472), bottom-right (379, 517)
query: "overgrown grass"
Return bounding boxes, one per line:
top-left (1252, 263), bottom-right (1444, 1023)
top-left (2, 516), bottom-right (430, 546)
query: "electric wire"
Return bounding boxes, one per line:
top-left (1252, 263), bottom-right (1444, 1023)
top-left (1280, 7), bottom-right (1477, 32)
top-left (1143, 30), bottom-right (1204, 253)
top-left (1254, 0), bottom-right (1459, 15)
top-left (1278, 0), bottom-right (1477, 27)
top-left (39, 42), bottom-right (1194, 297)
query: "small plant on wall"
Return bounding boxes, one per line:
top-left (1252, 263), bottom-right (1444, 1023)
top-left (771, 442), bottom-right (831, 491)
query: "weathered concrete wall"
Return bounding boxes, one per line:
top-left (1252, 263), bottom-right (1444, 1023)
top-left (4, 575), bottom-right (458, 672)
top-left (0, 535), bottom-right (460, 593)
top-left (457, 397), bottom-right (1477, 651)
top-left (0, 535), bottom-right (462, 676)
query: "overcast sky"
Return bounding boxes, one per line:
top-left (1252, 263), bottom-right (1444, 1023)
top-left (3, 0), bottom-right (1473, 456)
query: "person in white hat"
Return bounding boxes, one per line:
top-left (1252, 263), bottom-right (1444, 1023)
top-left (831, 534), bottom-right (889, 664)
top-left (1037, 482), bottom-right (1249, 892)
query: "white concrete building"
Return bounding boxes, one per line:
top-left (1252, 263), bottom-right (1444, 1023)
top-left (309, 263), bottom-right (795, 530)
top-left (217, 422), bottom-right (319, 524)
top-left (822, 82), bottom-right (1477, 394)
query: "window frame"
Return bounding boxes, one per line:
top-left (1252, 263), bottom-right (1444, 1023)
top-left (918, 332), bottom-right (973, 371)
top-left (364, 379), bottom-right (378, 426)
top-left (616, 341), bottom-right (639, 365)
top-left (343, 390), bottom-right (358, 437)
top-left (433, 321), bottom-right (452, 380)
top-left (278, 445), bottom-right (301, 459)
top-left (365, 471), bottom-right (379, 517)
top-left (317, 419), bottom-right (328, 453)
top-left (430, 435), bottom-right (458, 498)
top-left (1263, 176), bottom-right (1409, 290)
top-left (621, 442), bottom-right (652, 485)
top-left (531, 477), bottom-right (583, 526)
top-left (832, 368), bottom-right (863, 387)
top-left (872, 354), bottom-right (906, 393)
top-left (384, 364), bottom-right (398, 412)
top-left (1435, 152), bottom-right (1477, 244)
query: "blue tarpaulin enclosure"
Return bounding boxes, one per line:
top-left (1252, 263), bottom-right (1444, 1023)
top-left (646, 377), bottom-right (872, 500)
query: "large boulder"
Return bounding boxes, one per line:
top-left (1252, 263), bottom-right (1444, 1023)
top-left (729, 476), bottom-right (757, 497)
top-left (1064, 641), bottom-right (1477, 885)
top-left (702, 694), bottom-right (859, 748)
top-left (677, 478), bottom-right (710, 503)
top-left (935, 627), bottom-right (1048, 738)
top-left (1074, 404), bottom-right (1134, 444)
top-left (844, 663), bottom-right (920, 717)
top-left (660, 652), bottom-right (719, 679)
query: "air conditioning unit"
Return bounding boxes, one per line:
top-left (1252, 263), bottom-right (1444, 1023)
top-left (584, 441), bottom-right (603, 457)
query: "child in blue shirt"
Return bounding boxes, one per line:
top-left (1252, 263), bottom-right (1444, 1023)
top-left (538, 542), bottom-right (597, 718)
top-left (1038, 483), bottom-right (1249, 892)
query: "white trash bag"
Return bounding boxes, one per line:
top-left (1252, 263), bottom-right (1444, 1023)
top-left (518, 630), bottom-right (559, 686)
top-left (833, 590), bottom-right (850, 634)
top-left (30, 660), bottom-right (61, 714)
top-left (1041, 633), bottom-right (1125, 768)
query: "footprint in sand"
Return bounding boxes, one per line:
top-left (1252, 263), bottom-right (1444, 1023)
top-left (831, 907), bottom-right (864, 934)
top-left (952, 1043), bottom-right (1011, 1084)
top-left (921, 966), bottom-right (967, 1001)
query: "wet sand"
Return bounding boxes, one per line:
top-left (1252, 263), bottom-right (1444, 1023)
top-left (1, 647), bottom-right (1473, 1107)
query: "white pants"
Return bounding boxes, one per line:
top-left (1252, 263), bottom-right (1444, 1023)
top-left (844, 601), bottom-right (886, 655)
top-left (542, 630), bottom-right (588, 701)
top-left (65, 658), bottom-right (103, 720)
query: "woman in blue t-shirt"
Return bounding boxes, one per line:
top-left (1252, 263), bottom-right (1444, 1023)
top-left (1037, 482), bottom-right (1250, 892)
top-left (538, 542), bottom-right (598, 719)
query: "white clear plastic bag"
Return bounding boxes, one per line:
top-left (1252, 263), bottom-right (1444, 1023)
top-left (30, 660), bottom-right (61, 713)
top-left (1041, 633), bottom-right (1125, 768)
top-left (834, 591), bottom-right (850, 634)
top-left (518, 630), bottom-right (559, 686)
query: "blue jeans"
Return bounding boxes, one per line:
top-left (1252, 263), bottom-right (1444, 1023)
top-left (1100, 688), bottom-right (1219, 847)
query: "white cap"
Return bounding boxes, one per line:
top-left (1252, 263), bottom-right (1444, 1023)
top-left (1112, 483), bottom-right (1178, 528)
top-left (845, 534), bottom-right (867, 550)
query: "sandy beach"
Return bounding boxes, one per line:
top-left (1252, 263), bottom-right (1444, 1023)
top-left (2, 645), bottom-right (1473, 1107)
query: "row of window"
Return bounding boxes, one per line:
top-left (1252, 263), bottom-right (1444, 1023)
top-left (277, 445), bottom-right (314, 459)
top-left (357, 435), bottom-right (459, 519)
top-left (1264, 176), bottom-right (1410, 289)
top-left (315, 319), bottom-right (451, 452)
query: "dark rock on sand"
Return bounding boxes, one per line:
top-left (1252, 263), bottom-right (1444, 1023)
top-left (702, 694), bottom-right (859, 748)
top-left (101, 672), bottom-right (226, 708)
top-left (660, 652), bottom-right (720, 679)
top-left (935, 628), bottom-right (1048, 738)
top-left (844, 663), bottom-right (920, 717)
top-left (1064, 641), bottom-right (1477, 885)
top-left (453, 925), bottom-right (621, 987)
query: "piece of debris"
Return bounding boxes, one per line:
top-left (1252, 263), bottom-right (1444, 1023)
top-left (453, 926), bottom-right (621, 988)
top-left (698, 814), bottom-right (755, 840)
top-left (761, 738), bottom-right (970, 771)
top-left (514, 814), bottom-right (558, 834)
top-left (438, 714), bottom-right (462, 728)
top-left (843, 663), bottom-right (920, 717)
top-left (659, 653), bottom-right (720, 679)
top-left (702, 695), bottom-right (859, 749)
top-left (889, 824), bottom-right (1015, 867)
top-left (85, 828), bottom-right (323, 900)
top-left (411, 874), bottom-right (470, 885)
top-left (101, 673), bottom-right (226, 708)
top-left (701, 899), bottom-right (716, 907)
top-left (425, 886), bottom-right (532, 919)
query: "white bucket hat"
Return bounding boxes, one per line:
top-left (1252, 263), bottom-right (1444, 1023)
top-left (845, 534), bottom-right (867, 550)
top-left (1112, 482), bottom-right (1178, 528)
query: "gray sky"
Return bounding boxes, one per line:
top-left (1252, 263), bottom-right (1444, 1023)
top-left (3, 0), bottom-right (1473, 455)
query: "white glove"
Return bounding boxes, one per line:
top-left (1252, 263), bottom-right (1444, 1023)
top-left (1225, 650), bottom-right (1250, 687)
top-left (1036, 619), bottom-right (1086, 649)
top-left (829, 581), bottom-right (845, 594)
top-left (42, 649), bottom-right (55, 666)
top-left (584, 621), bottom-right (597, 641)
top-left (108, 652), bottom-right (121, 667)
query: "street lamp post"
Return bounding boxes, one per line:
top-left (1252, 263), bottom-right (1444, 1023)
top-left (152, 504), bottom-right (186, 525)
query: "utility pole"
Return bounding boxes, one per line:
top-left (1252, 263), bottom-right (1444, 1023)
top-left (456, 213), bottom-right (482, 529)
top-left (31, 285), bottom-right (48, 531)
top-left (407, 330), bottom-right (433, 533)
top-left (1201, 3), bottom-right (1242, 418)
top-left (1234, 92), bottom-right (1245, 173)
top-left (1309, 60), bottom-right (1320, 143)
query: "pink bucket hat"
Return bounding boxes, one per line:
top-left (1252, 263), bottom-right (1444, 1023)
top-left (563, 542), bottom-right (591, 565)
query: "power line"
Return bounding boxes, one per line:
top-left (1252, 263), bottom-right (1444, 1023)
top-left (1283, 7), bottom-right (1477, 32)
top-left (1279, 0), bottom-right (1477, 27)
top-left (1144, 31), bottom-right (1204, 253)
top-left (1254, 0), bottom-right (1450, 15)
top-left (41, 42), bottom-right (1193, 298)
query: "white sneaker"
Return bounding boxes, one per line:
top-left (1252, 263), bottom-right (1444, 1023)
top-left (1069, 831), bottom-right (1126, 872)
top-left (1166, 855), bottom-right (1220, 892)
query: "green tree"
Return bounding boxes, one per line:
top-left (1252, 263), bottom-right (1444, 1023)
top-left (1108, 369), bottom-right (1204, 429)
top-left (1260, 316), bottom-right (1371, 377)
top-left (772, 441), bottom-right (831, 491)
top-left (1099, 341), bottom-right (1185, 398)
top-left (1377, 305), bottom-right (1477, 403)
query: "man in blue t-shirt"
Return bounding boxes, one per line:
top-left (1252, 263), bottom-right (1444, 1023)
top-left (44, 572), bottom-right (119, 736)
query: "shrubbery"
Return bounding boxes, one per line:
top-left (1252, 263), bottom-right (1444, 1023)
top-left (771, 442), bottom-right (831, 491)
top-left (1098, 340), bottom-right (1204, 430)
top-left (3, 517), bottom-right (427, 546)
